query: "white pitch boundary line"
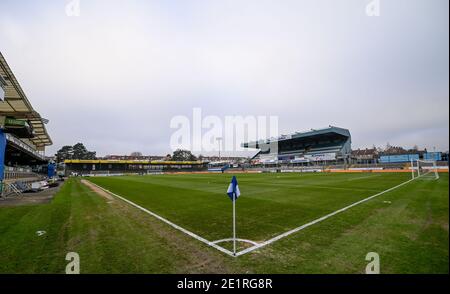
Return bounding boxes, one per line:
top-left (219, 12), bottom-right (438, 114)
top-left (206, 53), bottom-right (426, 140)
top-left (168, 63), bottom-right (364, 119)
top-left (235, 177), bottom-right (417, 256)
top-left (85, 180), bottom-right (236, 257)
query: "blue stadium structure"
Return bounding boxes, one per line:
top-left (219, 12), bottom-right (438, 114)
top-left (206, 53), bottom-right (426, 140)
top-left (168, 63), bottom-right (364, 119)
top-left (423, 152), bottom-right (442, 161)
top-left (379, 154), bottom-right (419, 163)
top-left (242, 126), bottom-right (351, 165)
top-left (0, 52), bottom-right (53, 196)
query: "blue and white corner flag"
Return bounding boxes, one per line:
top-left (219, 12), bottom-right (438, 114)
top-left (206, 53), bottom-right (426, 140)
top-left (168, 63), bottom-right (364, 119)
top-left (227, 176), bottom-right (241, 201)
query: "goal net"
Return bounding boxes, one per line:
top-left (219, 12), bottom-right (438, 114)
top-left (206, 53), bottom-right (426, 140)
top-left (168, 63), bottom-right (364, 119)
top-left (414, 160), bottom-right (440, 180)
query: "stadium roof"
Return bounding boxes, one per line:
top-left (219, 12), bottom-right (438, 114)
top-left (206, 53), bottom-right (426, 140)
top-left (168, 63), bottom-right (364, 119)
top-left (0, 52), bottom-right (52, 148)
top-left (242, 126), bottom-right (351, 148)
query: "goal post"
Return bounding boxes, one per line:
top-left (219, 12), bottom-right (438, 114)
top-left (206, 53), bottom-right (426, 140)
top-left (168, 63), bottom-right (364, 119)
top-left (415, 159), bottom-right (440, 180)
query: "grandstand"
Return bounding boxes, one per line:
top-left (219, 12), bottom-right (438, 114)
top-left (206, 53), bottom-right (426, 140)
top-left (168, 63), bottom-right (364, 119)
top-left (242, 126), bottom-right (351, 166)
top-left (0, 52), bottom-right (52, 196)
top-left (64, 159), bottom-right (208, 176)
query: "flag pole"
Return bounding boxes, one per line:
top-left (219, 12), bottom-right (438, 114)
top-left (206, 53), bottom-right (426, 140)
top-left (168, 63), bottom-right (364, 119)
top-left (233, 195), bottom-right (236, 256)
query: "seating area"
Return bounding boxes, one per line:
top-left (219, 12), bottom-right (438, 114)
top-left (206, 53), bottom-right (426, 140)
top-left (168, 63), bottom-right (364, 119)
top-left (244, 127), bottom-right (352, 166)
top-left (1, 52), bottom-right (53, 199)
top-left (3, 166), bottom-right (42, 180)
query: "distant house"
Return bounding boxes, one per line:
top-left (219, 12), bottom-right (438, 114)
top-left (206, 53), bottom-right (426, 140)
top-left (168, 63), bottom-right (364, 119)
top-left (351, 148), bottom-right (378, 164)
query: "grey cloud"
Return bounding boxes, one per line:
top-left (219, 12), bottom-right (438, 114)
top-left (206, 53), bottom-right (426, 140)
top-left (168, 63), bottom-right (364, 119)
top-left (0, 0), bottom-right (448, 156)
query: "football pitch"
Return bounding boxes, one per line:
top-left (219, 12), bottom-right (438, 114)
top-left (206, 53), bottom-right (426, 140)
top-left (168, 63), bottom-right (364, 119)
top-left (88, 172), bottom-right (422, 254)
top-left (0, 172), bottom-right (448, 273)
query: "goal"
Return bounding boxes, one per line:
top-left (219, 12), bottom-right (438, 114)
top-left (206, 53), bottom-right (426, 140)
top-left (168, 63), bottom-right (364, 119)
top-left (413, 160), bottom-right (440, 180)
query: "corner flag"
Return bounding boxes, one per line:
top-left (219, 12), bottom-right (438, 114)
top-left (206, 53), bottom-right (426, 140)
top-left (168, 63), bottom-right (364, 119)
top-left (226, 176), bottom-right (240, 255)
top-left (227, 176), bottom-right (240, 201)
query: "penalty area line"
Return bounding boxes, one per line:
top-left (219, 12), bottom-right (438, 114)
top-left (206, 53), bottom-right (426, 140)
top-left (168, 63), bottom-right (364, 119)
top-left (235, 177), bottom-right (417, 257)
top-left (84, 180), bottom-right (236, 257)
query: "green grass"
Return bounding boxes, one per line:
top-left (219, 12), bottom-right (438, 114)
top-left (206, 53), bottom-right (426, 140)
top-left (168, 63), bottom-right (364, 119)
top-left (0, 172), bottom-right (448, 273)
top-left (87, 172), bottom-right (413, 242)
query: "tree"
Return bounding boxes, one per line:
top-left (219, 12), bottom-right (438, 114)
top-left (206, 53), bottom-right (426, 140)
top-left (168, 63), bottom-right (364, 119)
top-left (171, 149), bottom-right (197, 161)
top-left (56, 143), bottom-right (96, 162)
top-left (73, 143), bottom-right (96, 160)
top-left (130, 151), bottom-right (143, 157)
top-left (55, 145), bottom-right (73, 163)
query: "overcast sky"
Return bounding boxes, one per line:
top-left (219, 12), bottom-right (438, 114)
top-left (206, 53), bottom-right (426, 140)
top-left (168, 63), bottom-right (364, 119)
top-left (0, 0), bottom-right (448, 157)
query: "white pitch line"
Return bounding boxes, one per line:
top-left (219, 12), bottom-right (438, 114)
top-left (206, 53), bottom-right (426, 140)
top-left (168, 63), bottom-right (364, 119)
top-left (85, 180), bottom-right (235, 257)
top-left (211, 238), bottom-right (259, 246)
top-left (347, 174), bottom-right (381, 181)
top-left (235, 177), bottom-right (416, 257)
